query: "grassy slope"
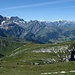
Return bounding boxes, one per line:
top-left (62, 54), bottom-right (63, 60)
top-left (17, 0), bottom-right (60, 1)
top-left (0, 41), bottom-right (75, 75)
top-left (0, 38), bottom-right (24, 55)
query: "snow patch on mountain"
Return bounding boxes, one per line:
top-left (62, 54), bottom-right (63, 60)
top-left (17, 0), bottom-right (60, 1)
top-left (1, 21), bottom-right (6, 24)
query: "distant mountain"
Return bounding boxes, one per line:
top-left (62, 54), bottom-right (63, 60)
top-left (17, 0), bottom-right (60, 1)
top-left (0, 15), bottom-right (75, 43)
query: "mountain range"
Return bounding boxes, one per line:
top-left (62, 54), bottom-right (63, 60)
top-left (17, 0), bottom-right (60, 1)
top-left (0, 15), bottom-right (75, 43)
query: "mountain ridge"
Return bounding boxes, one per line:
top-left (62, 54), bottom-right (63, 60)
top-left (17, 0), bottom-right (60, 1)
top-left (0, 15), bottom-right (75, 43)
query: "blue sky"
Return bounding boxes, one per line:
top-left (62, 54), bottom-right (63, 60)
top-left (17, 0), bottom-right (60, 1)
top-left (0, 0), bottom-right (75, 21)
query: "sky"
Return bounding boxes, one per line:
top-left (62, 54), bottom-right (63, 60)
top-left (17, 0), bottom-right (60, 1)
top-left (0, 0), bottom-right (75, 21)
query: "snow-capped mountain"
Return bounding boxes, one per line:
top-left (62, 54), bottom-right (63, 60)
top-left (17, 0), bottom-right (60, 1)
top-left (0, 15), bottom-right (75, 43)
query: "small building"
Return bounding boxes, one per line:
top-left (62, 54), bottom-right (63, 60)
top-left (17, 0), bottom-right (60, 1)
top-left (69, 46), bottom-right (75, 61)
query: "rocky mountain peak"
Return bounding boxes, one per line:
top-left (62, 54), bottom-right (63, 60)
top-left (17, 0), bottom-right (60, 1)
top-left (10, 16), bottom-right (24, 22)
top-left (0, 15), bottom-right (75, 43)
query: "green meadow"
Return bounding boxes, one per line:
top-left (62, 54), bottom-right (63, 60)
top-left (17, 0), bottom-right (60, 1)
top-left (0, 40), bottom-right (75, 75)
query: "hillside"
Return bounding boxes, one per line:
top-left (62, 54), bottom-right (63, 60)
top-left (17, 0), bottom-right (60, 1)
top-left (0, 41), bottom-right (75, 75)
top-left (0, 15), bottom-right (75, 43)
top-left (0, 38), bottom-right (24, 57)
top-left (2, 41), bottom-right (75, 63)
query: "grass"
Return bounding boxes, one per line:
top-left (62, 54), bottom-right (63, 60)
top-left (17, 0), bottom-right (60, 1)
top-left (0, 38), bottom-right (24, 55)
top-left (0, 40), bottom-right (75, 75)
top-left (0, 61), bottom-right (75, 75)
